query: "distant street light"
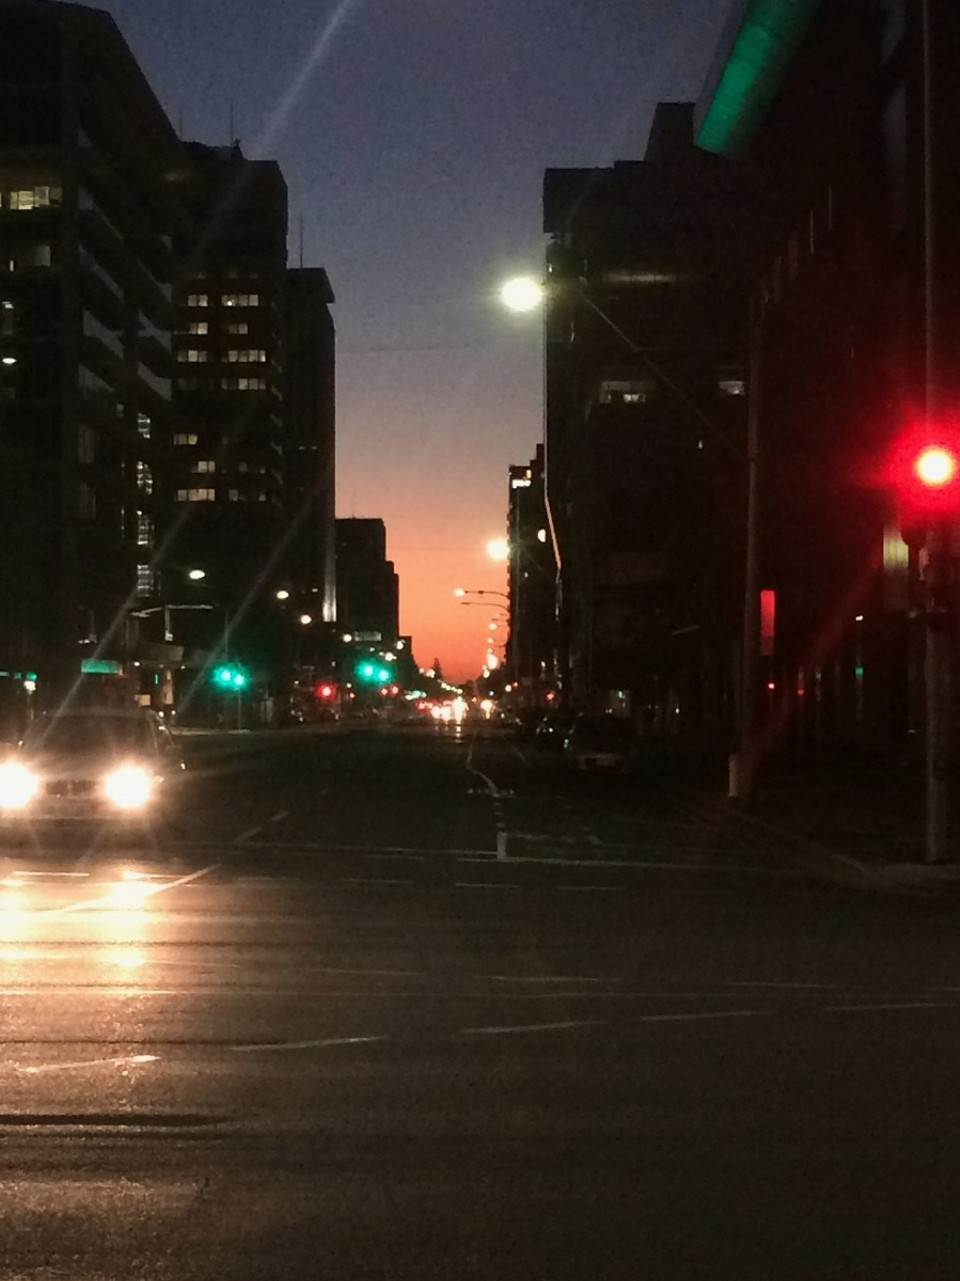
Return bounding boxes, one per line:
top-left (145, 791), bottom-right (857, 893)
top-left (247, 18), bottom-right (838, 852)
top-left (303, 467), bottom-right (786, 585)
top-left (276, 589), bottom-right (290, 601)
top-left (453, 587), bottom-right (509, 602)
top-left (486, 537), bottom-right (509, 562)
top-left (187, 568), bottom-right (206, 581)
top-left (299, 613), bottom-right (313, 626)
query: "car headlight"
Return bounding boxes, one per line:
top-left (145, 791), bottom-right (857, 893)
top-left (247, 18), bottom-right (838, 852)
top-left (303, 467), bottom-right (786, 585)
top-left (103, 764), bottom-right (153, 810)
top-left (0, 761), bottom-right (39, 810)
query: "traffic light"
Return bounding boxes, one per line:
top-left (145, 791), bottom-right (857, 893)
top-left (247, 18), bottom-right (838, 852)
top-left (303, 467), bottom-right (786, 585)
top-left (212, 664), bottom-right (248, 690)
top-left (355, 658), bottom-right (392, 684)
top-left (889, 430), bottom-right (960, 533)
top-left (315, 681), bottom-right (337, 700)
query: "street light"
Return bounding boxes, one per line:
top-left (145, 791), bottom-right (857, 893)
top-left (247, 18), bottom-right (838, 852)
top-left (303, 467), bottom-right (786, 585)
top-left (453, 587), bottom-right (509, 602)
top-left (187, 568), bottom-right (206, 582)
top-left (486, 537), bottom-right (509, 562)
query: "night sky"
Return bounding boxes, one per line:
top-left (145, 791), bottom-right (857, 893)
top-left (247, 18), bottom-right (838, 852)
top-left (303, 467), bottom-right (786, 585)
top-left (97, 0), bottom-right (734, 680)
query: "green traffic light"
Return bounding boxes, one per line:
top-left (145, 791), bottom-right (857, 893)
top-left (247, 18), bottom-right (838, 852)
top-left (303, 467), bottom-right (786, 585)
top-left (213, 664), bottom-right (248, 689)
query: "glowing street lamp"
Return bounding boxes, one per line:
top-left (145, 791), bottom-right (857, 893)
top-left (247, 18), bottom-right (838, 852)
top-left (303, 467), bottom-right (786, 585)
top-left (500, 276), bottom-right (544, 313)
top-left (486, 537), bottom-right (509, 562)
top-left (187, 568), bottom-right (206, 581)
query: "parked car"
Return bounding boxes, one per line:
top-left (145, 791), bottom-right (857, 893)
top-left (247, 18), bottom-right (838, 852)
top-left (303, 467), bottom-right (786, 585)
top-left (563, 714), bottom-right (641, 772)
top-left (0, 706), bottom-right (186, 837)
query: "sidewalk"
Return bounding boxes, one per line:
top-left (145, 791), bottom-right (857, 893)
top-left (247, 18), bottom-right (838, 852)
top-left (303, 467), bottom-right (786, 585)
top-left (731, 752), bottom-right (960, 893)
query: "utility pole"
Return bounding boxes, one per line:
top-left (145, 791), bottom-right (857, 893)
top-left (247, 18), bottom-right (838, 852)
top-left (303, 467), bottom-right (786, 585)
top-left (729, 302), bottom-right (762, 801)
top-left (921, 0), bottom-right (952, 863)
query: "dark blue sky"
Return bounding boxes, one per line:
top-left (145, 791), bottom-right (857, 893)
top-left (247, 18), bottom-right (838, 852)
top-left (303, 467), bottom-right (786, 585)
top-left (100, 0), bottom-right (734, 677)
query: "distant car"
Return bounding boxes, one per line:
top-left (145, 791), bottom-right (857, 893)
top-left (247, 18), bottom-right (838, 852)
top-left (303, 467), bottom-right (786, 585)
top-left (534, 712), bottom-right (577, 750)
top-left (563, 714), bottom-right (641, 772)
top-left (0, 706), bottom-right (185, 836)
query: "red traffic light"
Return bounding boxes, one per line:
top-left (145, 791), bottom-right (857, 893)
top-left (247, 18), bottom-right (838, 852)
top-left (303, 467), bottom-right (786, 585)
top-left (888, 428), bottom-right (960, 523)
top-left (914, 446), bottom-right (957, 488)
top-left (315, 682), bottom-right (336, 700)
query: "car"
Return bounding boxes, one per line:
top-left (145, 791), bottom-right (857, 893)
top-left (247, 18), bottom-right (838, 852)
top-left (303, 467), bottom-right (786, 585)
top-left (0, 705), bottom-right (186, 838)
top-left (562, 713), bottom-right (641, 772)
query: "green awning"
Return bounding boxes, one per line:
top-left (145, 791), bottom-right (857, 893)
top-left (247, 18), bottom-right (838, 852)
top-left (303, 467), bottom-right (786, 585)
top-left (695, 0), bottom-right (826, 159)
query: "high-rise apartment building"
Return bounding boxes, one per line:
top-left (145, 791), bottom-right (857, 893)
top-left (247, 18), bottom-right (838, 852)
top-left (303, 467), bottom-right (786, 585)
top-left (0, 0), bottom-right (185, 710)
top-left (166, 142), bottom-right (289, 637)
top-left (284, 267), bottom-right (336, 622)
top-left (335, 518), bottom-right (399, 645)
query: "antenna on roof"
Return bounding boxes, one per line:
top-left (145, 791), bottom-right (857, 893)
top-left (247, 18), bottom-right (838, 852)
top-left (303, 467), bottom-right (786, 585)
top-left (228, 101), bottom-right (235, 147)
top-left (299, 213), bottom-right (304, 269)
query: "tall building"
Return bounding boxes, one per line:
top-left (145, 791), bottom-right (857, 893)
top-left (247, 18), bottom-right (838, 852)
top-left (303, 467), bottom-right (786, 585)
top-left (695, 0), bottom-right (960, 751)
top-left (284, 267), bottom-right (336, 623)
top-left (335, 518), bottom-right (399, 644)
top-left (506, 445), bottom-right (555, 702)
top-left (0, 0), bottom-right (185, 710)
top-left (542, 104), bottom-right (752, 740)
top-left (167, 143), bottom-right (288, 616)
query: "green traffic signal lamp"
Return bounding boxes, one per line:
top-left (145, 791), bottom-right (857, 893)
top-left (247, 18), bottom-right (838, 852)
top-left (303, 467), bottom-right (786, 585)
top-left (213, 664), bottom-right (248, 690)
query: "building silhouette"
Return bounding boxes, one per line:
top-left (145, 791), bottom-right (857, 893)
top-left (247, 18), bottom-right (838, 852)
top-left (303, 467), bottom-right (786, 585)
top-left (0, 0), bottom-right (186, 716)
top-left (542, 104), bottom-right (752, 742)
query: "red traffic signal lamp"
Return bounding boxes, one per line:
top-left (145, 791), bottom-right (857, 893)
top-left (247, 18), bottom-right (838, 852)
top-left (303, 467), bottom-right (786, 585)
top-left (888, 429), bottom-right (960, 534)
top-left (315, 681), bottom-right (337, 700)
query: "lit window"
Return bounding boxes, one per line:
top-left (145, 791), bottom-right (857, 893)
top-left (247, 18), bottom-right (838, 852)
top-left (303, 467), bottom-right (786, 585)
top-left (220, 377), bottom-right (266, 391)
top-left (221, 293), bottom-right (260, 308)
top-left (137, 412), bottom-right (151, 440)
top-left (177, 349), bottom-right (209, 364)
top-left (226, 349), bottom-right (267, 363)
top-left (718, 379), bottom-right (746, 397)
top-left (225, 322), bottom-right (249, 335)
top-left (136, 462), bottom-right (153, 494)
top-left (188, 322), bottom-right (209, 335)
top-left (192, 459), bottom-right (216, 474)
top-left (136, 564), bottom-right (155, 597)
top-left (173, 432), bottom-right (198, 446)
top-left (136, 512), bottom-right (154, 546)
top-left (176, 488), bottom-right (215, 502)
top-left (186, 294), bottom-right (209, 308)
top-left (599, 379), bottom-right (654, 405)
top-left (228, 489), bottom-right (241, 502)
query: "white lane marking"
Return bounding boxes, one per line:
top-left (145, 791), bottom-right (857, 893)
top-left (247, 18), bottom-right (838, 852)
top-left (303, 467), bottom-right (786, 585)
top-left (461, 1020), bottom-right (601, 1036)
top-left (727, 981), bottom-right (844, 990)
top-left (482, 974), bottom-right (602, 984)
top-left (224, 840), bottom-right (491, 857)
top-left (824, 1002), bottom-right (960, 1013)
top-left (510, 744), bottom-right (531, 766)
top-left (34, 862), bottom-right (219, 918)
top-left (10, 870), bottom-right (90, 879)
top-left (466, 740), bottom-right (509, 862)
top-left (17, 1053), bottom-right (159, 1075)
top-left (456, 855), bottom-right (796, 875)
top-left (634, 1009), bottom-right (771, 1024)
top-left (234, 825), bottom-right (264, 843)
top-left (454, 882), bottom-right (521, 890)
top-left (270, 810), bottom-right (291, 823)
top-left (339, 877), bottom-right (414, 887)
top-left (231, 1035), bottom-right (385, 1054)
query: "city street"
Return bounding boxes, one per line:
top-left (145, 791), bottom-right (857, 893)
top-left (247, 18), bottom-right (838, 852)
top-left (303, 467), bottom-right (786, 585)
top-left (3, 722), bottom-right (960, 1279)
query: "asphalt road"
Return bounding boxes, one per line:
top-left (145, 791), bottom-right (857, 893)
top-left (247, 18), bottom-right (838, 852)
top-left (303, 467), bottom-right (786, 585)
top-left (3, 721), bottom-right (960, 1279)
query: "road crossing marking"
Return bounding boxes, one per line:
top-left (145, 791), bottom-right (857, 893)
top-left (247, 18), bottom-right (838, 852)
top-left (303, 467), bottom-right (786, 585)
top-left (460, 1020), bottom-right (601, 1036)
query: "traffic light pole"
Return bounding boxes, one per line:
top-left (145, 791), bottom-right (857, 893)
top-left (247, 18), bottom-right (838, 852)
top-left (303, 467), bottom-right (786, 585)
top-left (921, 0), bottom-right (953, 864)
top-left (923, 527), bottom-right (952, 863)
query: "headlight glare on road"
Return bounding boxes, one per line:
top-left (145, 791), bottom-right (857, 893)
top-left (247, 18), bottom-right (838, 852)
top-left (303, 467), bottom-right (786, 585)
top-left (0, 761), bottom-right (39, 810)
top-left (103, 764), bottom-right (153, 810)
